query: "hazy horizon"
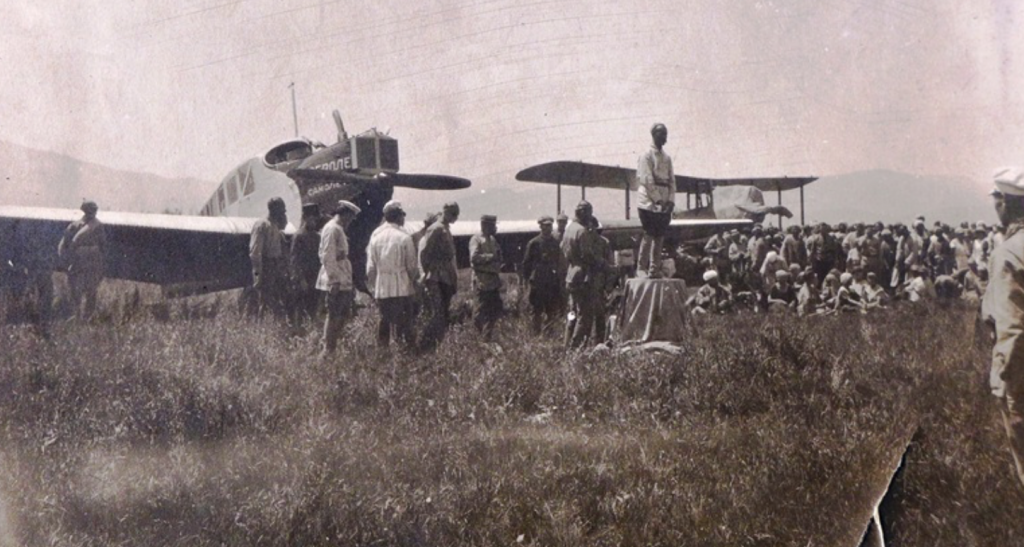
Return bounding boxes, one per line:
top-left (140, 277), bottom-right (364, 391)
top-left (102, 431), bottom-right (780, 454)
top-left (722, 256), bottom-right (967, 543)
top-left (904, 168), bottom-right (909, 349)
top-left (3, 0), bottom-right (1022, 214)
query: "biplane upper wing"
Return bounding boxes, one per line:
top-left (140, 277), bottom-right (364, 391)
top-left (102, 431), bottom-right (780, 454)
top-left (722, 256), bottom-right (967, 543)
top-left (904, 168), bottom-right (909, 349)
top-left (0, 206), bottom-right (267, 295)
top-left (515, 161), bottom-right (817, 193)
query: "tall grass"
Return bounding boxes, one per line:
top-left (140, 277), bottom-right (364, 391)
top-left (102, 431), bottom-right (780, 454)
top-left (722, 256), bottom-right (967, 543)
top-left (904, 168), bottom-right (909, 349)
top-left (0, 290), bottom-right (1020, 545)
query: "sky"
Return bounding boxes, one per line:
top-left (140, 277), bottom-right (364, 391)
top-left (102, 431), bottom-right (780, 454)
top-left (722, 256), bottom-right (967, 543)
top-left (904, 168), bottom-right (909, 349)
top-left (2, 0), bottom-right (1023, 212)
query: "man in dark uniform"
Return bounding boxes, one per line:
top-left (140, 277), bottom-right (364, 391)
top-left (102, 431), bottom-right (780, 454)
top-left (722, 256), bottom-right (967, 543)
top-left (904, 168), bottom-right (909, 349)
top-left (58, 201), bottom-right (106, 320)
top-left (562, 200), bottom-right (606, 348)
top-left (419, 202), bottom-right (459, 351)
top-left (555, 212), bottom-right (569, 241)
top-left (522, 215), bottom-right (564, 334)
top-left (290, 203), bottom-right (322, 324)
top-left (470, 214), bottom-right (504, 337)
top-left (249, 197), bottom-right (289, 317)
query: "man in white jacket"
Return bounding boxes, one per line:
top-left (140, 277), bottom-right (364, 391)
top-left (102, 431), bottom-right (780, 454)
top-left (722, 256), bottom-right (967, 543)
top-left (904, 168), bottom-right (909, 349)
top-left (317, 199), bottom-right (361, 357)
top-left (367, 200), bottom-right (420, 350)
top-left (635, 123), bottom-right (675, 278)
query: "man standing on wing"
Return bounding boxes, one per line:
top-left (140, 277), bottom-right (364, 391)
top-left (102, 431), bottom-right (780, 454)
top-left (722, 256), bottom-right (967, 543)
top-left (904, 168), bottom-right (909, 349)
top-left (635, 123), bottom-right (675, 278)
top-left (317, 200), bottom-right (361, 357)
top-left (367, 200), bottom-right (419, 351)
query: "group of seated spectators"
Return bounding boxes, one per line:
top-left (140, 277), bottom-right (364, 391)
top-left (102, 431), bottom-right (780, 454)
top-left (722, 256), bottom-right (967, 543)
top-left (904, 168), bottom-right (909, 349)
top-left (680, 216), bottom-right (996, 315)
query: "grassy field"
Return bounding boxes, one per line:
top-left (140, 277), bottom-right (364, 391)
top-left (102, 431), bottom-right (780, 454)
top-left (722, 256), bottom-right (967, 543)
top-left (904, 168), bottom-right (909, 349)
top-left (1, 283), bottom-right (1023, 546)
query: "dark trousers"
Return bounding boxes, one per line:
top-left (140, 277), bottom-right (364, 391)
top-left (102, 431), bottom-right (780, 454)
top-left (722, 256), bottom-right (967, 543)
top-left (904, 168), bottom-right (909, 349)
top-left (290, 286), bottom-right (320, 325)
top-left (321, 290), bottom-right (353, 354)
top-left (378, 296), bottom-right (416, 349)
top-left (253, 259), bottom-right (288, 318)
top-left (566, 284), bottom-right (601, 349)
top-left (529, 283), bottom-right (562, 334)
top-left (474, 289), bottom-right (504, 337)
top-left (420, 281), bottom-right (456, 351)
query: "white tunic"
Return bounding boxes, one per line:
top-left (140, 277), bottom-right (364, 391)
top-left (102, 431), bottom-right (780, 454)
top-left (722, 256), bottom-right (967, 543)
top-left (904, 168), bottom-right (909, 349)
top-left (635, 145), bottom-right (675, 211)
top-left (366, 222), bottom-right (418, 298)
top-left (316, 218), bottom-right (352, 291)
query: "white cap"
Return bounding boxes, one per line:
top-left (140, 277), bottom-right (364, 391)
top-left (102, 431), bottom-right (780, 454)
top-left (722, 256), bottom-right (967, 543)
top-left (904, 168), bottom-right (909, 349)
top-left (993, 167), bottom-right (1024, 196)
top-left (382, 200), bottom-right (404, 215)
top-left (333, 200), bottom-right (362, 215)
top-left (703, 270), bottom-right (718, 282)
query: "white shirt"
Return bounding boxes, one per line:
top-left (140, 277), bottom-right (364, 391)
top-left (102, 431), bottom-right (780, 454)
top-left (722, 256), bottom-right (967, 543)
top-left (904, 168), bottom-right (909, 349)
top-left (635, 145), bottom-right (675, 211)
top-left (367, 222), bottom-right (419, 299)
top-left (316, 218), bottom-right (352, 291)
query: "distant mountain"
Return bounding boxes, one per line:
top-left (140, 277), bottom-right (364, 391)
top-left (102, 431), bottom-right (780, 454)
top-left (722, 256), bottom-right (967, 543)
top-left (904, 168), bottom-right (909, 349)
top-left (0, 141), bottom-right (213, 214)
top-left (795, 170), bottom-right (997, 226)
top-left (0, 144), bottom-right (998, 228)
top-left (402, 169), bottom-right (999, 227)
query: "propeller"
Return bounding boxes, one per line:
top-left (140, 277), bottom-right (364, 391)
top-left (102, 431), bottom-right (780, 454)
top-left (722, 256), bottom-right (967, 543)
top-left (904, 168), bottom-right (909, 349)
top-left (378, 172), bottom-right (471, 190)
top-left (287, 169), bottom-right (470, 190)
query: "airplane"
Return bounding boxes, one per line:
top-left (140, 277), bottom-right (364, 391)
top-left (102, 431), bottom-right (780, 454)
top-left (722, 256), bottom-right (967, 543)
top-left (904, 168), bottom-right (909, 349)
top-left (0, 111), bottom-right (469, 297)
top-left (0, 112), bottom-right (770, 300)
top-left (514, 160), bottom-right (817, 228)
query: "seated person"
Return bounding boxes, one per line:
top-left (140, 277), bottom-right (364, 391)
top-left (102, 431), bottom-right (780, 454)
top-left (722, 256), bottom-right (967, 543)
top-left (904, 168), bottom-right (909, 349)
top-left (901, 265), bottom-right (934, 302)
top-left (690, 270), bottom-right (733, 315)
top-left (861, 272), bottom-right (890, 308)
top-left (933, 274), bottom-right (962, 299)
top-left (796, 271), bottom-right (821, 317)
top-left (767, 270), bottom-right (797, 312)
top-left (962, 260), bottom-right (988, 303)
top-left (834, 272), bottom-right (865, 313)
top-left (820, 273), bottom-right (840, 311)
top-left (849, 267), bottom-right (868, 300)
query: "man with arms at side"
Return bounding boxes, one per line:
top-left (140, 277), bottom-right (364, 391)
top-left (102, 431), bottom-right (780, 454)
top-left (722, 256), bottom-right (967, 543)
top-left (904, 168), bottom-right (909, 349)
top-left (317, 200), bottom-right (361, 357)
top-left (290, 203), bottom-right (323, 325)
top-left (367, 201), bottom-right (419, 351)
top-left (635, 123), bottom-right (675, 278)
top-left (561, 201), bottom-right (605, 348)
top-left (470, 215), bottom-right (505, 338)
top-left (522, 215), bottom-right (564, 334)
top-left (982, 166), bottom-right (1024, 487)
top-left (249, 197), bottom-right (289, 317)
top-left (419, 202), bottom-right (460, 351)
top-left (58, 200), bottom-right (106, 320)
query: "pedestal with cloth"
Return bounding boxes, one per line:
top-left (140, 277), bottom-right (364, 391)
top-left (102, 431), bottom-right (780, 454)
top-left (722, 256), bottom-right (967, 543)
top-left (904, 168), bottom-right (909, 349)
top-left (611, 277), bottom-right (689, 353)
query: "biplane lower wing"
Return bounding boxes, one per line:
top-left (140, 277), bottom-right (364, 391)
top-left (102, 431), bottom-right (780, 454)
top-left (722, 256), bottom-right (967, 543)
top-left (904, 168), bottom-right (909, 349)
top-left (443, 217), bottom-right (751, 271)
top-left (0, 206), bottom-right (259, 296)
top-left (515, 161), bottom-right (816, 194)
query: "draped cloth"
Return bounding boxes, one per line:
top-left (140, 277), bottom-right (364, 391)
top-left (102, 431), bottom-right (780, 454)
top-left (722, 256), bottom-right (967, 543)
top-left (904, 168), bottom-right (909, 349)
top-left (616, 278), bottom-right (689, 344)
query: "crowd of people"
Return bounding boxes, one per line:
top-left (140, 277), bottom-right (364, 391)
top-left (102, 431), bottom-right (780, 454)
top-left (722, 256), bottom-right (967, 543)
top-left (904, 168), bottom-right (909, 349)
top-left (684, 216), bottom-right (997, 316)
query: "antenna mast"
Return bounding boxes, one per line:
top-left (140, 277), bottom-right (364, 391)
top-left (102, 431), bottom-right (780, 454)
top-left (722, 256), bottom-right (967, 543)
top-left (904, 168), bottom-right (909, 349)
top-left (289, 82), bottom-right (298, 137)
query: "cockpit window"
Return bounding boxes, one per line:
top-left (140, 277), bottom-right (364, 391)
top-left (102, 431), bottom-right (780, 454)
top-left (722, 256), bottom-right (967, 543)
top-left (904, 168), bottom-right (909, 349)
top-left (241, 167), bottom-right (255, 196)
top-left (226, 178), bottom-right (238, 203)
top-left (266, 141), bottom-right (313, 166)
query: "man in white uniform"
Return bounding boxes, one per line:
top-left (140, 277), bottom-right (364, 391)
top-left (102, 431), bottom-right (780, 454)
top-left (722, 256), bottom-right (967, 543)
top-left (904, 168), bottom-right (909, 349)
top-left (367, 200), bottom-right (419, 351)
top-left (635, 123), bottom-right (675, 278)
top-left (317, 200), bottom-right (361, 357)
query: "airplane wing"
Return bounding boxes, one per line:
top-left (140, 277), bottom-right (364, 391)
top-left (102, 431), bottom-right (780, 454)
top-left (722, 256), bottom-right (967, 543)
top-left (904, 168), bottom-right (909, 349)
top-left (433, 217), bottom-right (750, 271)
top-left (0, 206), bottom-right (264, 297)
top-left (515, 161), bottom-right (816, 193)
